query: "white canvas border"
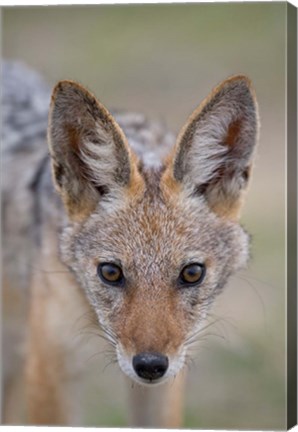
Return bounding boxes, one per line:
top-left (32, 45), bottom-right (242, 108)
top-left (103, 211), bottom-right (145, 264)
top-left (0, 1), bottom-right (297, 432)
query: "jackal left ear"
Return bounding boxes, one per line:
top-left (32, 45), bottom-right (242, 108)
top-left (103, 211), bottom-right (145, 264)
top-left (48, 81), bottom-right (143, 221)
top-left (163, 75), bottom-right (259, 220)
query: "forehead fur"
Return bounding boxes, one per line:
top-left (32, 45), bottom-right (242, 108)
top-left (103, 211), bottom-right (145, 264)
top-left (62, 167), bottom-right (249, 277)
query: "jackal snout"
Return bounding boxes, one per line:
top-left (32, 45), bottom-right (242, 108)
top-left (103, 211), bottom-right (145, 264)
top-left (114, 287), bottom-right (187, 383)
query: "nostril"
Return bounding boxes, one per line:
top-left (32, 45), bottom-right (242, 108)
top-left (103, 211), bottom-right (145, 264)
top-left (132, 352), bottom-right (169, 381)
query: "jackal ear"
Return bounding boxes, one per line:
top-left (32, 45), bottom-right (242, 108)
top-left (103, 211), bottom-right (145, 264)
top-left (163, 75), bottom-right (259, 220)
top-left (48, 81), bottom-right (142, 221)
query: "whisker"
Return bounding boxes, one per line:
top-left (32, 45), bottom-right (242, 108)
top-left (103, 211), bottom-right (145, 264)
top-left (233, 274), bottom-right (268, 327)
top-left (86, 348), bottom-right (115, 364)
top-left (102, 358), bottom-right (118, 373)
top-left (237, 271), bottom-right (276, 290)
top-left (185, 316), bottom-right (224, 346)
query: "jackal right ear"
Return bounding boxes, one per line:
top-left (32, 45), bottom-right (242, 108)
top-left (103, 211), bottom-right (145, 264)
top-left (48, 81), bottom-right (143, 221)
top-left (163, 75), bottom-right (259, 220)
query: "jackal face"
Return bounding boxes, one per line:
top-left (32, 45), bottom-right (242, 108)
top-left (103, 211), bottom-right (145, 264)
top-left (48, 76), bottom-right (258, 385)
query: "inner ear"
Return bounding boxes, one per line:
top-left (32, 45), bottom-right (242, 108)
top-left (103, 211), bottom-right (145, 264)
top-left (224, 119), bottom-right (243, 147)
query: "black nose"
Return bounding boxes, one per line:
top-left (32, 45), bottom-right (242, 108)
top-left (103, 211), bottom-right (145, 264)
top-left (132, 352), bottom-right (169, 381)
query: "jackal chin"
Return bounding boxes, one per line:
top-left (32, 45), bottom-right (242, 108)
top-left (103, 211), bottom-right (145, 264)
top-left (116, 344), bottom-right (186, 386)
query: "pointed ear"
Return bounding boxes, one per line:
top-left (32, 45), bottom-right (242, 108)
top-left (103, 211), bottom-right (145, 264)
top-left (48, 81), bottom-right (143, 221)
top-left (162, 75), bottom-right (259, 220)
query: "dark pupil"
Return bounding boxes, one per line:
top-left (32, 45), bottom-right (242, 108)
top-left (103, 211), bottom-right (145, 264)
top-left (183, 265), bottom-right (202, 282)
top-left (102, 264), bottom-right (121, 282)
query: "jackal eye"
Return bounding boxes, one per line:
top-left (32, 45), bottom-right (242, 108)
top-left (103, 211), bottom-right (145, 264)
top-left (97, 263), bottom-right (124, 285)
top-left (179, 263), bottom-right (205, 286)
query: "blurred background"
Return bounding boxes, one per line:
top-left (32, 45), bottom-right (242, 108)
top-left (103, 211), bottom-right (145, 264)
top-left (3, 3), bottom-right (286, 429)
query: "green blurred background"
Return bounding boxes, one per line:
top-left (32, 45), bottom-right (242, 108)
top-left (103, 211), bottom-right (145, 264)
top-left (3, 3), bottom-right (286, 429)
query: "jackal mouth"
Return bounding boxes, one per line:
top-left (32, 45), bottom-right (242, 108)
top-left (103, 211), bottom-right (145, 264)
top-left (131, 375), bottom-right (170, 387)
top-left (116, 345), bottom-right (186, 386)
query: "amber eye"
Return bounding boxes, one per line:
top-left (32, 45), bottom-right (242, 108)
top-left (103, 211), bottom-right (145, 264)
top-left (179, 263), bottom-right (205, 286)
top-left (97, 263), bottom-right (124, 285)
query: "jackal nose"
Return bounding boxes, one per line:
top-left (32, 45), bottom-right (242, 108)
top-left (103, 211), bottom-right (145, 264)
top-left (132, 352), bottom-right (169, 381)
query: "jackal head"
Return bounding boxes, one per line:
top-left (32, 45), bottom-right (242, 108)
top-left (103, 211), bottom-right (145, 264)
top-left (48, 76), bottom-right (258, 385)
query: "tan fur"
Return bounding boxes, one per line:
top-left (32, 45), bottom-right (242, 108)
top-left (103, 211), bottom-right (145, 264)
top-left (24, 226), bottom-right (93, 425)
top-left (3, 70), bottom-right (259, 427)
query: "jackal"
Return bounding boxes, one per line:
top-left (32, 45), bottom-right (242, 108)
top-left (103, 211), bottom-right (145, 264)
top-left (2, 61), bottom-right (259, 427)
